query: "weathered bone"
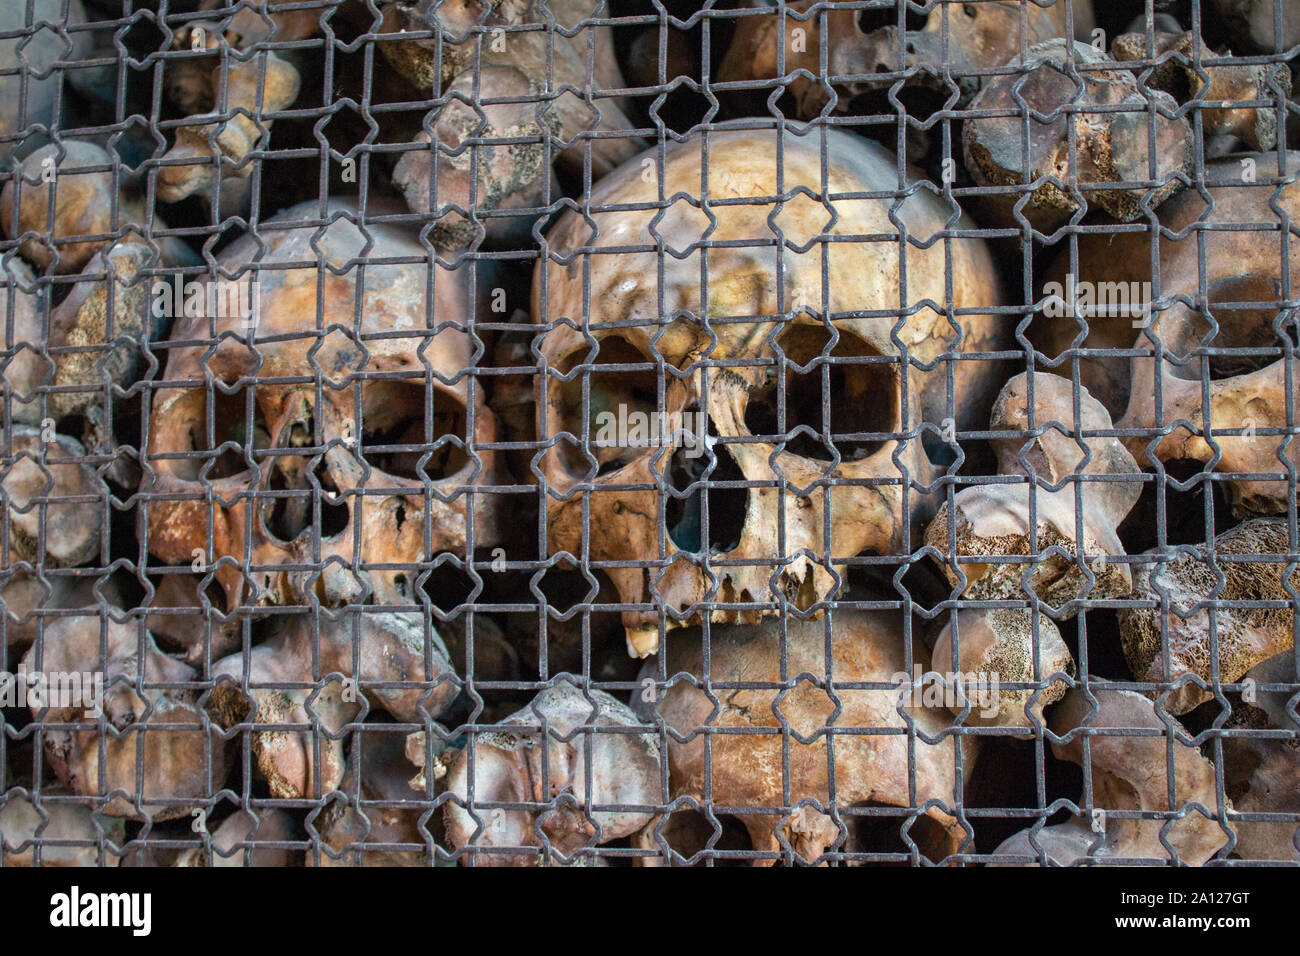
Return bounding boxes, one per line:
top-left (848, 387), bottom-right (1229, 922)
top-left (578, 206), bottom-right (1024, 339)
top-left (964, 40), bottom-right (1192, 232)
top-left (1111, 28), bottom-right (1290, 151)
top-left (930, 608), bottom-right (1072, 730)
top-left (380, 0), bottom-right (640, 180)
top-left (925, 373), bottom-right (1141, 703)
top-left (1221, 653), bottom-right (1300, 861)
top-left (316, 730), bottom-right (434, 866)
top-left (442, 683), bottom-right (660, 865)
top-left (21, 613), bottom-right (230, 821)
top-left (720, 0), bottom-right (1094, 118)
top-left (175, 808), bottom-right (294, 867)
top-left (209, 611), bottom-right (458, 800)
top-left (392, 65), bottom-right (558, 248)
top-left (1119, 518), bottom-right (1297, 714)
top-left (2, 425), bottom-right (104, 568)
top-left (993, 688), bottom-right (1229, 864)
top-left (653, 610), bottom-right (976, 865)
top-left (158, 49), bottom-right (301, 205)
top-left (1033, 150), bottom-right (1300, 422)
top-left (0, 791), bottom-right (125, 866)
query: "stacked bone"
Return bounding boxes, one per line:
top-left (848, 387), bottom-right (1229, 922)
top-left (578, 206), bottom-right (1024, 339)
top-left (2, 0), bottom-right (1298, 868)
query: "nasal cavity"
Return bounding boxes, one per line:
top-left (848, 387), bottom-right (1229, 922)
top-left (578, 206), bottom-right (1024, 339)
top-left (743, 325), bottom-right (897, 463)
top-left (263, 456), bottom-right (350, 543)
top-left (665, 425), bottom-right (747, 555)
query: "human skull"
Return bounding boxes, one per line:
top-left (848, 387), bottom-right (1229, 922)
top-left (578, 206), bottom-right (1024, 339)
top-left (533, 127), bottom-right (1006, 656)
top-left (649, 609), bottom-right (976, 865)
top-left (142, 200), bottom-right (504, 614)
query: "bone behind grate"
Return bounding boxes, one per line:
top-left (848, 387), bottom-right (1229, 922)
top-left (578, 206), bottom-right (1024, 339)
top-left (0, 0), bottom-right (1297, 868)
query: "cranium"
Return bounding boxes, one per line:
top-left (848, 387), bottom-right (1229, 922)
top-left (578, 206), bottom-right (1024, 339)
top-left (534, 127), bottom-right (1006, 656)
top-left (649, 609), bottom-right (976, 865)
top-left (142, 199), bottom-right (503, 616)
top-left (20, 611), bottom-right (230, 821)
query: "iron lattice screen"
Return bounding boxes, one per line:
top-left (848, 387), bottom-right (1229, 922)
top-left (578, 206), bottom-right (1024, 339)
top-left (0, 0), bottom-right (1297, 867)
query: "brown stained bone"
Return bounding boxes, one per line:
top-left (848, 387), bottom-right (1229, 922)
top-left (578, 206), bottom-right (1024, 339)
top-left (1211, 0), bottom-right (1300, 52)
top-left (145, 572), bottom-right (241, 666)
top-left (392, 66), bottom-right (559, 248)
top-left (1112, 29), bottom-right (1291, 151)
top-left (993, 688), bottom-right (1230, 864)
top-left (1, 260), bottom-right (46, 426)
top-left (158, 50), bottom-right (301, 205)
top-left (963, 40), bottom-right (1193, 232)
top-left (1231, 741), bottom-right (1300, 860)
top-left (535, 127), bottom-right (1007, 656)
top-left (21, 614), bottom-right (230, 821)
top-left (2, 426), bottom-right (104, 568)
top-left (1, 142), bottom-right (147, 275)
top-left (1112, 155), bottom-right (1300, 515)
top-left (1, 568), bottom-right (116, 669)
top-left (1119, 518), bottom-right (1297, 715)
top-left (0, 792), bottom-right (125, 866)
top-left (654, 610), bottom-right (975, 865)
top-left (443, 683), bottom-right (660, 866)
top-left (930, 608), bottom-right (1073, 730)
top-left (208, 611), bottom-right (458, 800)
top-left (175, 808), bottom-right (295, 867)
top-left (141, 200), bottom-right (503, 618)
top-left (1033, 151), bottom-right (1300, 422)
top-left (44, 242), bottom-right (155, 477)
top-left (379, 0), bottom-right (641, 180)
top-left (720, 0), bottom-right (1094, 118)
top-left (925, 372), bottom-right (1142, 618)
top-left (0, 142), bottom-right (192, 274)
top-left (0, 0), bottom-right (91, 165)
top-left (316, 731), bottom-right (434, 866)
top-left (1219, 653), bottom-right (1300, 861)
top-left (165, 1), bottom-right (319, 115)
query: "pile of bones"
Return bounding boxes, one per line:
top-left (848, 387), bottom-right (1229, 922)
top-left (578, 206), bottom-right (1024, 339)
top-left (0, 0), bottom-right (1299, 866)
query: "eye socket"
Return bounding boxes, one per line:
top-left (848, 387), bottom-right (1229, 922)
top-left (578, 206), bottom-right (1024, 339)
top-left (963, 4), bottom-right (979, 18)
top-left (551, 336), bottom-right (663, 478)
top-left (358, 380), bottom-right (470, 482)
top-left (742, 325), bottom-right (898, 462)
top-left (166, 386), bottom-right (271, 481)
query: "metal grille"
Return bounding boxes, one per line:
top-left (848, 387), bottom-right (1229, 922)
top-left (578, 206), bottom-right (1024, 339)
top-left (1, 0), bottom-right (1298, 867)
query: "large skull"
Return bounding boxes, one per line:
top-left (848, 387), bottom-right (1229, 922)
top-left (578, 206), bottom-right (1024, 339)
top-left (533, 128), bottom-right (1005, 656)
top-left (143, 200), bottom-right (503, 614)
